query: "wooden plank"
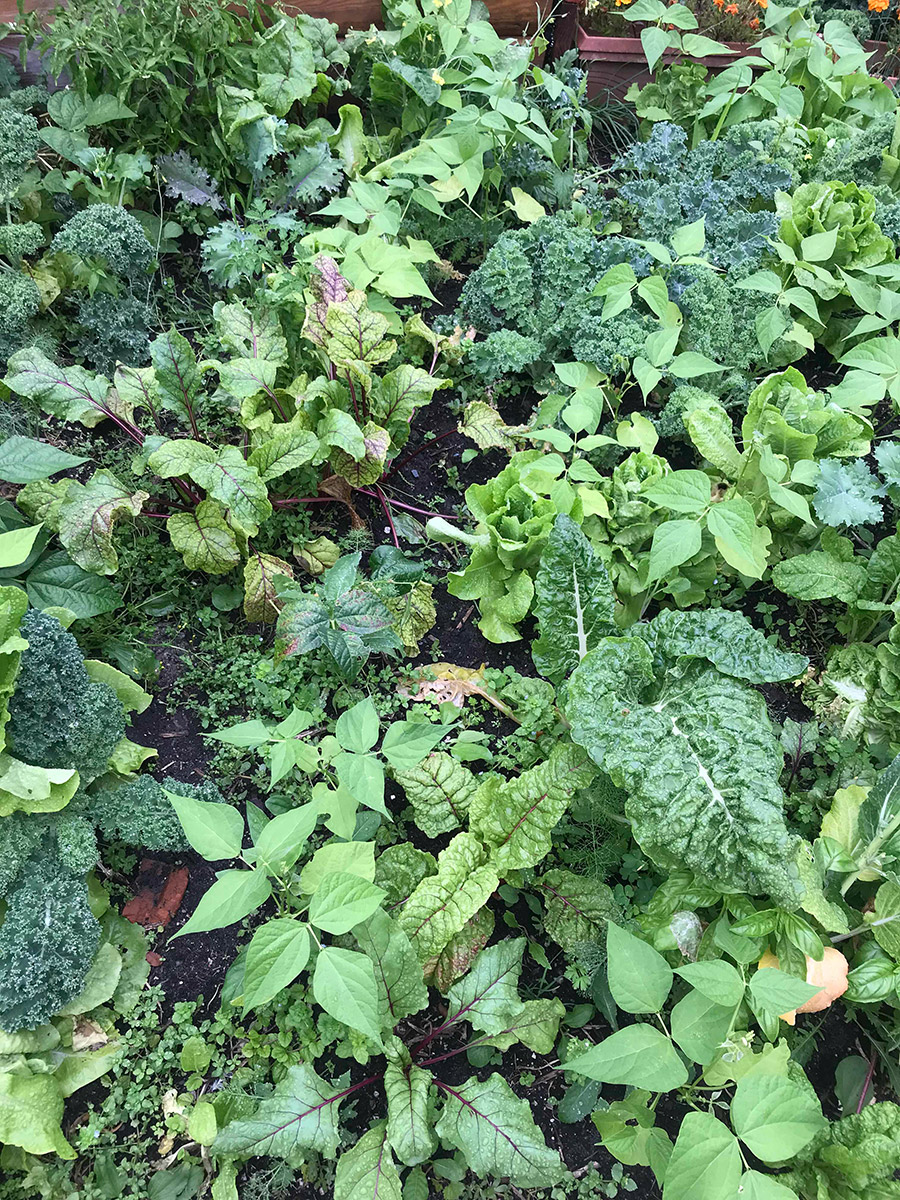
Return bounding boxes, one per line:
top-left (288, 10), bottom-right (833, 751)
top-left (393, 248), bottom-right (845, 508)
top-left (0, 0), bottom-right (550, 35)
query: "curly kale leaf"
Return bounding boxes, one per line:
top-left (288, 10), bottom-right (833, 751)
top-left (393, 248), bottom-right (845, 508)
top-left (88, 776), bottom-right (226, 851)
top-left (0, 856), bottom-right (100, 1031)
top-left (51, 203), bottom-right (155, 281)
top-left (467, 331), bottom-right (543, 382)
top-left (0, 102), bottom-right (40, 203)
top-left (0, 811), bottom-right (41, 898)
top-left (457, 214), bottom-right (652, 382)
top-left (0, 221), bottom-right (43, 262)
top-left (74, 292), bottom-right (151, 376)
top-left (813, 459), bottom-right (884, 528)
top-left (157, 150), bottom-right (224, 210)
top-left (614, 121), bottom-right (790, 269)
top-left (0, 273), bottom-right (41, 360)
top-left (811, 112), bottom-right (898, 191)
top-left (7, 609), bottom-right (126, 783)
top-left (565, 637), bottom-right (802, 904)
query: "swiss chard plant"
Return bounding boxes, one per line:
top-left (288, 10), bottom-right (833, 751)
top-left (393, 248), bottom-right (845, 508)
top-left (5, 259), bottom-right (451, 619)
top-left (528, 515), bottom-right (811, 904)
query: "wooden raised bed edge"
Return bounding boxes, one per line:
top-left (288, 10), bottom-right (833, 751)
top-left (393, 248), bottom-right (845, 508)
top-left (0, 0), bottom-right (555, 36)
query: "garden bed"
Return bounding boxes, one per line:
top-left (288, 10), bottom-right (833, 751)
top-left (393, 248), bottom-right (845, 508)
top-left (1, 1), bottom-right (900, 1199)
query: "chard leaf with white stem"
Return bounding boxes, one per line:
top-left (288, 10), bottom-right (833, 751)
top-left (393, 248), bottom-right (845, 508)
top-left (531, 514), bottom-right (616, 684)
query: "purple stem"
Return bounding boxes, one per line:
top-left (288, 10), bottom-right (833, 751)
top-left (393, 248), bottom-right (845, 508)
top-left (273, 496), bottom-right (337, 507)
top-left (384, 429), bottom-right (456, 479)
top-left (375, 486), bottom-right (400, 548)
top-left (857, 1054), bottom-right (877, 1113)
top-left (356, 488), bottom-right (456, 519)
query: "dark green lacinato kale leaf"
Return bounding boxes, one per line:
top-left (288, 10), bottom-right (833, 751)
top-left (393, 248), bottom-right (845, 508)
top-left (531, 514), bottom-right (616, 685)
top-left (86, 776), bottom-right (226, 850)
top-left (563, 611), bottom-right (807, 905)
top-left (6, 609), bottom-right (126, 783)
top-left (0, 855), bottom-right (100, 1031)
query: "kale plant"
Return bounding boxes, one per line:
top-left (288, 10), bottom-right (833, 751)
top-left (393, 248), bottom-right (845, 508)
top-left (0, 601), bottom-right (225, 1030)
top-left (614, 122), bottom-right (792, 269)
top-left (7, 609), bottom-right (125, 783)
top-left (457, 213), bottom-right (653, 384)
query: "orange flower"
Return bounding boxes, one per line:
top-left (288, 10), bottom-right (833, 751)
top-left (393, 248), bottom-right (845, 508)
top-left (725, 4), bottom-right (738, 12)
top-left (756, 0), bottom-right (768, 8)
top-left (748, 15), bottom-right (759, 24)
top-left (869, 0), bottom-right (889, 11)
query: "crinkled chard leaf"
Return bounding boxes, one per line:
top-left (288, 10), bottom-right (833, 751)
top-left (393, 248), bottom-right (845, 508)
top-left (531, 513), bottom-right (616, 685)
top-left (565, 638), bottom-right (803, 905)
top-left (434, 1073), bottom-right (564, 1188)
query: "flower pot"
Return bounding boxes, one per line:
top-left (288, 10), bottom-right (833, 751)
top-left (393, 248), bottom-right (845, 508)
top-left (575, 26), bottom-right (762, 98)
top-left (547, 1), bottom-right (898, 99)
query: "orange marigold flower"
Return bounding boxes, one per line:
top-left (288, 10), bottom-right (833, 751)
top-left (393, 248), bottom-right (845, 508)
top-left (748, 15), bottom-right (759, 24)
top-left (725, 4), bottom-right (738, 12)
top-left (756, 0), bottom-right (768, 8)
top-left (713, 0), bottom-right (724, 8)
top-left (869, 0), bottom-right (888, 11)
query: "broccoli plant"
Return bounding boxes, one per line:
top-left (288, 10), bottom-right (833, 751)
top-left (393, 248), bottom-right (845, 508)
top-left (5, 259), bottom-right (454, 621)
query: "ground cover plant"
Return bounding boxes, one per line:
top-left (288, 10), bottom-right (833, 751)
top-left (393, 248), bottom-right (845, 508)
top-left (2, 1), bottom-right (900, 1198)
